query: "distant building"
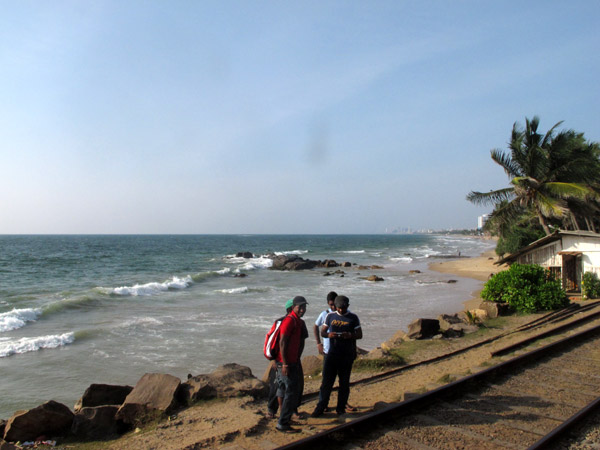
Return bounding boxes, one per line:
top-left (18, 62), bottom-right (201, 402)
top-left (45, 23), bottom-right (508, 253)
top-left (477, 214), bottom-right (490, 230)
top-left (496, 230), bottom-right (600, 293)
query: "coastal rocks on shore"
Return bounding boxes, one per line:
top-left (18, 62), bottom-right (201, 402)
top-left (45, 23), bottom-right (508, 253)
top-left (407, 318), bottom-right (440, 339)
top-left (269, 255), bottom-right (321, 270)
top-left (3, 400), bottom-right (74, 442)
top-left (181, 363), bottom-right (267, 404)
top-left (74, 383), bottom-right (133, 412)
top-left (363, 275), bottom-right (384, 282)
top-left (479, 301), bottom-right (512, 318)
top-left (381, 330), bottom-right (408, 352)
top-left (116, 373), bottom-right (181, 425)
top-left (72, 405), bottom-right (125, 440)
top-left (236, 252), bottom-right (254, 258)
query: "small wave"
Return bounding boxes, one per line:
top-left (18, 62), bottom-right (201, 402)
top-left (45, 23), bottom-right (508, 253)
top-left (341, 250), bottom-right (365, 254)
top-left (0, 308), bottom-right (42, 333)
top-left (121, 317), bottom-right (164, 327)
top-left (108, 275), bottom-right (193, 297)
top-left (216, 287), bottom-right (249, 294)
top-left (390, 257), bottom-right (413, 263)
top-left (0, 332), bottom-right (75, 358)
top-left (237, 257), bottom-right (273, 271)
top-left (273, 250), bottom-right (309, 256)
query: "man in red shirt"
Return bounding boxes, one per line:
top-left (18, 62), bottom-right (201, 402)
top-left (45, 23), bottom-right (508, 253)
top-left (276, 295), bottom-right (308, 433)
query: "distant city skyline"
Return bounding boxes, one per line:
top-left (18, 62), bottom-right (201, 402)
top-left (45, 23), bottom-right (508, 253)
top-left (1, 2), bottom-right (598, 234)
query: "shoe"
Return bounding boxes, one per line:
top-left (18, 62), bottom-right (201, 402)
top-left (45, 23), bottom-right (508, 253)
top-left (292, 411), bottom-right (308, 420)
top-left (276, 423), bottom-right (301, 433)
top-left (345, 403), bottom-right (357, 412)
top-left (266, 411), bottom-right (276, 419)
top-left (311, 407), bottom-right (325, 418)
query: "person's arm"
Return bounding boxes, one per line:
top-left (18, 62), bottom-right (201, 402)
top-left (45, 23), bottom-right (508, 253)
top-left (353, 327), bottom-right (363, 340)
top-left (313, 324), bottom-right (324, 354)
top-left (280, 334), bottom-right (290, 376)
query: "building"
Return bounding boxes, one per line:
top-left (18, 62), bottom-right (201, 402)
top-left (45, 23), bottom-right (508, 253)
top-left (496, 231), bottom-right (600, 293)
top-left (477, 214), bottom-right (490, 230)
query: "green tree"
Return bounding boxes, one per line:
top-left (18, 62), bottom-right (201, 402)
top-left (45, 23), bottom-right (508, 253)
top-left (468, 117), bottom-right (599, 236)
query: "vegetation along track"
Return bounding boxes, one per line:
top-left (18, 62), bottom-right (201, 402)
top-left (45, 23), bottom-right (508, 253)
top-left (279, 316), bottom-right (600, 450)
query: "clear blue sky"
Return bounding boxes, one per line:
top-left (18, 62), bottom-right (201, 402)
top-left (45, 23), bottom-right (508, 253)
top-left (1, 1), bottom-right (599, 234)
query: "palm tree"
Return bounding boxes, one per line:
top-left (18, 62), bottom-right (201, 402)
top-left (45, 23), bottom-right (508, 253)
top-left (467, 116), bottom-right (596, 235)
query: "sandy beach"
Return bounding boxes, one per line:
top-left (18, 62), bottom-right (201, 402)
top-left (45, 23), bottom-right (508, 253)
top-left (429, 248), bottom-right (504, 310)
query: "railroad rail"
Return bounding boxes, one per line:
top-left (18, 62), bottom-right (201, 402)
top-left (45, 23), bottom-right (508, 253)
top-left (277, 321), bottom-right (600, 450)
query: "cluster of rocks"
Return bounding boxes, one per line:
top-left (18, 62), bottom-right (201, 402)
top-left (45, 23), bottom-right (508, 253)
top-left (0, 364), bottom-right (266, 447)
top-left (269, 255), bottom-right (353, 271)
top-left (367, 301), bottom-right (513, 358)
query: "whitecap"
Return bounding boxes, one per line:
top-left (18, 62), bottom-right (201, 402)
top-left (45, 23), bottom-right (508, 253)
top-left (110, 275), bottom-right (193, 297)
top-left (273, 250), bottom-right (309, 256)
top-left (0, 332), bottom-right (75, 358)
top-left (0, 308), bottom-right (42, 333)
top-left (216, 287), bottom-right (249, 294)
top-left (121, 317), bottom-right (164, 327)
top-left (238, 257), bottom-right (273, 271)
top-left (390, 257), bottom-right (413, 263)
top-left (341, 250), bottom-right (365, 254)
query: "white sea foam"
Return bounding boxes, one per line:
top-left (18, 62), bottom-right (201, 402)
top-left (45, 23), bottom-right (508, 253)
top-left (238, 257), bottom-right (273, 271)
top-left (341, 250), bottom-right (365, 254)
top-left (121, 317), bottom-right (164, 327)
top-left (216, 287), bottom-right (249, 294)
top-left (215, 268), bottom-right (231, 275)
top-left (273, 250), bottom-right (309, 256)
top-left (110, 276), bottom-right (193, 296)
top-left (0, 308), bottom-right (42, 332)
top-left (390, 257), bottom-right (413, 263)
top-left (0, 332), bottom-right (75, 358)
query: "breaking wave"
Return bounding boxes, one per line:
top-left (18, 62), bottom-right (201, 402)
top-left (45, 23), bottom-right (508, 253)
top-left (0, 308), bottom-right (42, 333)
top-left (0, 332), bottom-right (75, 358)
top-left (108, 275), bottom-right (193, 297)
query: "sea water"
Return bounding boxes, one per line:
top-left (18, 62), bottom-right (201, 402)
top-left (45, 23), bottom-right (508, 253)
top-left (0, 234), bottom-right (494, 418)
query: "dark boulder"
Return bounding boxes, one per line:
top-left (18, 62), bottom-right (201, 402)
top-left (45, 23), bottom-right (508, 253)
top-left (269, 255), bottom-right (319, 271)
top-left (236, 252), bottom-right (254, 258)
top-left (437, 314), bottom-right (464, 331)
top-left (321, 259), bottom-right (339, 268)
top-left (342, 262), bottom-right (352, 267)
top-left (74, 384), bottom-right (133, 412)
top-left (479, 301), bottom-right (512, 318)
top-left (72, 405), bottom-right (126, 439)
top-left (407, 318), bottom-right (440, 339)
top-left (4, 400), bottom-right (74, 442)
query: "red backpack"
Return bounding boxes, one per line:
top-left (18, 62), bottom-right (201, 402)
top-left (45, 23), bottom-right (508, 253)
top-left (263, 315), bottom-right (286, 360)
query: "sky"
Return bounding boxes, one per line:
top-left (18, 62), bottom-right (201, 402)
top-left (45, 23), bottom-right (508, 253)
top-left (1, 1), bottom-right (599, 234)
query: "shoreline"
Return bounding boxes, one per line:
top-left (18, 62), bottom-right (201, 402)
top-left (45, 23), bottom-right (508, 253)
top-left (428, 248), bottom-right (503, 311)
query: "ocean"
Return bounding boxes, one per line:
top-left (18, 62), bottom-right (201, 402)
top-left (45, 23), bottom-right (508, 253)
top-left (0, 234), bottom-right (494, 419)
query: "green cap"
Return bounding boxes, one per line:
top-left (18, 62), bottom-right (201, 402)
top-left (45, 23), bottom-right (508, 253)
top-left (285, 299), bottom-right (293, 310)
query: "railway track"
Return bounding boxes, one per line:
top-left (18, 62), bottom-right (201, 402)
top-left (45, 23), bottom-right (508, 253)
top-left (276, 318), bottom-right (600, 450)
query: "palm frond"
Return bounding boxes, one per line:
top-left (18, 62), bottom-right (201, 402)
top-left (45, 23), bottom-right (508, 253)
top-left (466, 188), bottom-right (514, 206)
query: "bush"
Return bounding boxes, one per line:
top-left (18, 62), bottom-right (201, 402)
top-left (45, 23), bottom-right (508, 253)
top-left (481, 263), bottom-right (568, 313)
top-left (582, 272), bottom-right (600, 299)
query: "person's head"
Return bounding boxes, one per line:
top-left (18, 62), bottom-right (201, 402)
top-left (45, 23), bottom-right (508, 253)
top-left (285, 298), bottom-right (293, 314)
top-left (292, 296), bottom-right (308, 317)
top-left (326, 291), bottom-right (337, 310)
top-left (334, 295), bottom-right (349, 313)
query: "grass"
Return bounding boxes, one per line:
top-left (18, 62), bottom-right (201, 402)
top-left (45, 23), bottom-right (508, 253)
top-left (437, 374), bottom-right (456, 384)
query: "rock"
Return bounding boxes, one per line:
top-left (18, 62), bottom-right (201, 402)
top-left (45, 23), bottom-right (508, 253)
top-left (381, 330), bottom-right (408, 351)
top-left (479, 301), bottom-right (512, 318)
top-left (371, 265), bottom-right (384, 269)
top-left (323, 272), bottom-right (332, 276)
top-left (116, 373), bottom-right (181, 425)
top-left (269, 255), bottom-right (319, 271)
top-left (321, 259), bottom-right (339, 268)
top-left (447, 322), bottom-right (480, 335)
top-left (443, 327), bottom-right (464, 338)
top-left (0, 421), bottom-right (5, 439)
top-left (72, 405), bottom-right (126, 439)
top-left (262, 361), bottom-right (276, 384)
top-left (409, 270), bottom-right (421, 274)
top-left (342, 262), bottom-right (352, 267)
top-left (373, 401), bottom-right (399, 411)
top-left (437, 314), bottom-right (463, 331)
top-left (357, 265), bottom-right (369, 270)
top-left (447, 279), bottom-right (458, 283)
top-left (236, 252), bottom-right (253, 258)
top-left (365, 275), bottom-right (384, 282)
top-left (4, 400), bottom-right (74, 442)
top-left (364, 347), bottom-right (388, 359)
top-left (406, 318), bottom-right (440, 339)
top-left (470, 309), bottom-right (489, 321)
top-left (74, 384), bottom-right (133, 412)
top-left (181, 363), bottom-right (267, 404)
top-left (234, 273), bottom-right (247, 278)
top-left (301, 355), bottom-right (323, 377)
top-left (356, 346), bottom-right (368, 356)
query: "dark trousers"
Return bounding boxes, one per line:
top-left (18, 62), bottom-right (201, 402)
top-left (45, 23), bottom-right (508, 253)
top-left (316, 353), bottom-right (354, 414)
top-left (276, 362), bottom-right (300, 426)
top-left (268, 362), bottom-right (304, 414)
